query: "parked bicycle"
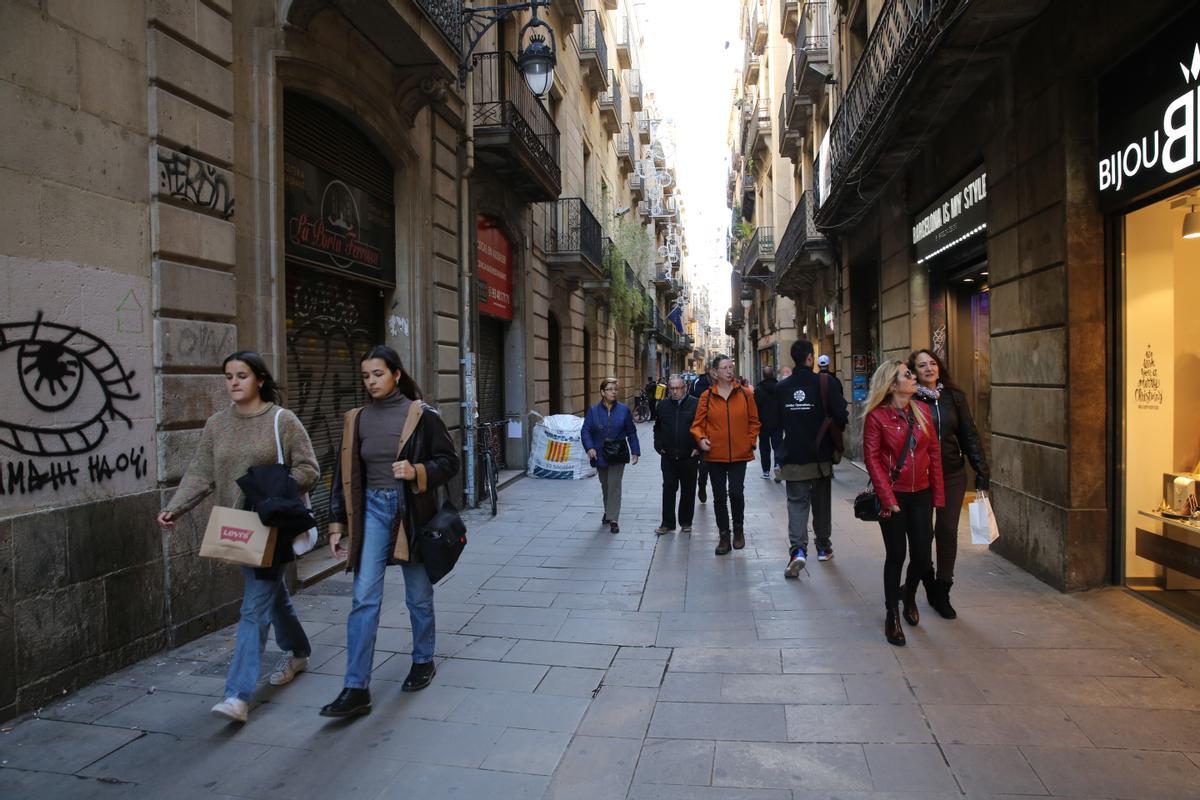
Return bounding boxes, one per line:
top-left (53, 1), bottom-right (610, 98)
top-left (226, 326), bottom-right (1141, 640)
top-left (477, 419), bottom-right (505, 516)
top-left (631, 393), bottom-right (651, 424)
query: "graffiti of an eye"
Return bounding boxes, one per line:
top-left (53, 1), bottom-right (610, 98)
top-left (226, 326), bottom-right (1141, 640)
top-left (1, 312), bottom-right (140, 457)
top-left (20, 340), bottom-right (83, 410)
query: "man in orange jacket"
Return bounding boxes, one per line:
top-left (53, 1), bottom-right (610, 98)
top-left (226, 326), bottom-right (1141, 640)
top-left (691, 354), bottom-right (760, 555)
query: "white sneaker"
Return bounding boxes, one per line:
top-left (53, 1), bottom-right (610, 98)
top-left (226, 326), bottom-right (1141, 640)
top-left (784, 547), bottom-right (807, 579)
top-left (269, 652), bottom-right (309, 686)
top-left (761, 471), bottom-right (771, 479)
top-left (211, 697), bottom-right (249, 722)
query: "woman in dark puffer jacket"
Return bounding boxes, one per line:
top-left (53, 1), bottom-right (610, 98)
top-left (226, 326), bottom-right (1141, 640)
top-left (908, 348), bottom-right (990, 619)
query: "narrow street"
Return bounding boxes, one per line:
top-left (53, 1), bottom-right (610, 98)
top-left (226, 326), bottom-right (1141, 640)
top-left (3, 424), bottom-right (1200, 800)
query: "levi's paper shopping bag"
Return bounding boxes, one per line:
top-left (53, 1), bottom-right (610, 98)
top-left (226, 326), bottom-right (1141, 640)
top-left (200, 506), bottom-right (277, 567)
top-left (968, 493), bottom-right (1000, 545)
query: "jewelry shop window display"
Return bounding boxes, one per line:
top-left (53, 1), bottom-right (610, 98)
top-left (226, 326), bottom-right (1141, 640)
top-left (1121, 193), bottom-right (1200, 620)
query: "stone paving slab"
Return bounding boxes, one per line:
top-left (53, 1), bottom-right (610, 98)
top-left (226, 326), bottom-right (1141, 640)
top-left (7, 422), bottom-right (1200, 798)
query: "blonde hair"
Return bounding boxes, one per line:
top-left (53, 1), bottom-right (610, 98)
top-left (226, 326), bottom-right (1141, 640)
top-left (862, 359), bottom-right (930, 433)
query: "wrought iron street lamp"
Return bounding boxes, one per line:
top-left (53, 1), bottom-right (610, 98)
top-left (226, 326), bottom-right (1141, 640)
top-left (460, 0), bottom-right (557, 97)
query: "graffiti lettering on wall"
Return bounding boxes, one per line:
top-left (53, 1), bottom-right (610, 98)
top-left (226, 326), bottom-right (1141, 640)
top-left (158, 148), bottom-right (235, 219)
top-left (0, 446), bottom-right (148, 496)
top-left (1, 312), bottom-right (140, 457)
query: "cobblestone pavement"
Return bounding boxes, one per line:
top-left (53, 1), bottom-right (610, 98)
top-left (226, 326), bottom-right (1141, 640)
top-left (5, 424), bottom-right (1200, 799)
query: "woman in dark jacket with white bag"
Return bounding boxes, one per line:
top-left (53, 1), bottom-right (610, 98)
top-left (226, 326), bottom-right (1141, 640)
top-left (320, 345), bottom-right (459, 719)
top-left (908, 349), bottom-right (990, 619)
top-left (581, 377), bottom-right (640, 534)
top-left (156, 352), bottom-right (319, 724)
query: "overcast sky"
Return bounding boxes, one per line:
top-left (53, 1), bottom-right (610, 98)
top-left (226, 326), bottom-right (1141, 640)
top-left (633, 0), bottom-right (742, 321)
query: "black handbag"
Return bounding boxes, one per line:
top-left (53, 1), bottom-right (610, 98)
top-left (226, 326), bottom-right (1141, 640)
top-left (418, 488), bottom-right (467, 584)
top-left (854, 411), bottom-right (915, 522)
top-left (600, 406), bottom-right (631, 464)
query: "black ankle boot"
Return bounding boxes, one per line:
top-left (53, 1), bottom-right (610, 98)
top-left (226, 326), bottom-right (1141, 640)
top-left (934, 579), bottom-right (957, 619)
top-left (922, 573), bottom-right (937, 607)
top-left (320, 687), bottom-right (371, 718)
top-left (901, 583), bottom-right (920, 626)
top-left (885, 607), bottom-right (906, 646)
top-left (402, 661), bottom-right (437, 692)
top-left (715, 532), bottom-right (731, 555)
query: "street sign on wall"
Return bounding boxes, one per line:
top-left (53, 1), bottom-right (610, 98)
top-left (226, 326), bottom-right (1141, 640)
top-left (912, 166), bottom-right (988, 264)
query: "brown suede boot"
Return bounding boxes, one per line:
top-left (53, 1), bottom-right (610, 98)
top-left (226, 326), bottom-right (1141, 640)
top-left (732, 529), bottom-right (745, 550)
top-left (885, 607), bottom-right (906, 646)
top-left (715, 532), bottom-right (732, 555)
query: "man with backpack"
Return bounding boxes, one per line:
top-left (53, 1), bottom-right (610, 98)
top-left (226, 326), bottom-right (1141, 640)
top-left (776, 340), bottom-right (848, 577)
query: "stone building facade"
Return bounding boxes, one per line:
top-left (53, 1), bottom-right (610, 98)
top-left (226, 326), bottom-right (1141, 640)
top-left (0, 0), bottom-right (679, 719)
top-left (727, 0), bottom-right (836, 383)
top-left (812, 0), bottom-right (1200, 604)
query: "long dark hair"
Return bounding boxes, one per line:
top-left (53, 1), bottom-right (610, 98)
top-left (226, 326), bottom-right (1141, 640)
top-left (361, 344), bottom-right (423, 400)
top-left (222, 351), bottom-right (282, 404)
top-left (907, 348), bottom-right (958, 392)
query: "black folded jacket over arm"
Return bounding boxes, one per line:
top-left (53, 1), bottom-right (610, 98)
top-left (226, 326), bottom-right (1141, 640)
top-left (236, 463), bottom-right (317, 578)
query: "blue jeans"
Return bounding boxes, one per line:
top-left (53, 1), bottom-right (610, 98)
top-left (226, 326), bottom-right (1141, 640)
top-left (225, 567), bottom-right (310, 702)
top-left (345, 488), bottom-right (436, 689)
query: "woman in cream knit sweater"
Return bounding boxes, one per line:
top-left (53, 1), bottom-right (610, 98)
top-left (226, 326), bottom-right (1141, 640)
top-left (157, 352), bottom-right (318, 723)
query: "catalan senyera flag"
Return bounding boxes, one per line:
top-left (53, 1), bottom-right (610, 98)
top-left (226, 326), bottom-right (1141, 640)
top-left (544, 438), bottom-right (571, 463)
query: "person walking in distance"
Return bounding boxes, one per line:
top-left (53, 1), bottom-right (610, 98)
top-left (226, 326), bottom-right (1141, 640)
top-left (654, 374), bottom-right (700, 535)
top-left (754, 365), bottom-right (784, 481)
top-left (817, 354), bottom-right (832, 374)
top-left (581, 378), bottom-right (641, 533)
top-left (691, 355), bottom-right (760, 555)
top-left (690, 360), bottom-right (717, 504)
top-left (320, 345), bottom-right (460, 718)
top-left (156, 352), bottom-right (319, 724)
top-left (778, 340), bottom-right (848, 577)
top-left (644, 376), bottom-right (659, 422)
top-left (862, 360), bottom-right (944, 646)
top-left (909, 348), bottom-right (989, 619)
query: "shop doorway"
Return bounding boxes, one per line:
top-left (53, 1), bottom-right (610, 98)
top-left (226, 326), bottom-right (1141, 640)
top-left (1118, 192), bottom-right (1200, 622)
top-left (944, 262), bottom-right (992, 467)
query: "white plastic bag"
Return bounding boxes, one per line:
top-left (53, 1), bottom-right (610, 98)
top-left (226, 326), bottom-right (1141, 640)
top-left (969, 492), bottom-right (999, 545)
top-left (528, 414), bottom-right (594, 480)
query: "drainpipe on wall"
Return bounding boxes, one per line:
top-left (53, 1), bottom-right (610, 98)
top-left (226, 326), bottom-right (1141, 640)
top-left (460, 62), bottom-right (478, 507)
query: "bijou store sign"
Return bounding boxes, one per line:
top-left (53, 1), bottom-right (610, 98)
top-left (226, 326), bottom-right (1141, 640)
top-left (1097, 4), bottom-right (1200, 211)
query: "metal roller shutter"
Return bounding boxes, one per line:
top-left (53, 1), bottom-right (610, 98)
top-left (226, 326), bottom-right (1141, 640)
top-left (477, 316), bottom-right (506, 469)
top-left (285, 266), bottom-right (383, 536)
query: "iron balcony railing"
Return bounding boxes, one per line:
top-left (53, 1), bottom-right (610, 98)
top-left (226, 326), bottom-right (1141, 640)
top-left (826, 0), bottom-right (952, 197)
top-left (545, 198), bottom-right (602, 269)
top-left (413, 0), bottom-right (463, 53)
top-left (615, 13), bottom-right (630, 48)
top-left (800, 1), bottom-right (830, 50)
top-left (636, 111), bottom-right (651, 141)
top-left (750, 1), bottom-right (767, 54)
top-left (775, 190), bottom-right (823, 273)
top-left (578, 10), bottom-right (608, 77)
top-left (625, 69), bottom-right (643, 110)
top-left (598, 69), bottom-right (622, 125)
top-left (781, 0), bottom-right (799, 36)
top-left (616, 122), bottom-right (635, 164)
top-left (471, 52), bottom-right (561, 191)
top-left (743, 100), bottom-right (771, 159)
top-left (738, 226), bottom-right (775, 276)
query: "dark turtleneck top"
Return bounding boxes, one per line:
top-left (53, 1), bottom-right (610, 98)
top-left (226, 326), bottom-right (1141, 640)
top-left (358, 389), bottom-right (414, 488)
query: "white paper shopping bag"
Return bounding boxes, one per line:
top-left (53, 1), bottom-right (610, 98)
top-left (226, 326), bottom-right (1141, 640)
top-left (969, 493), bottom-right (1000, 545)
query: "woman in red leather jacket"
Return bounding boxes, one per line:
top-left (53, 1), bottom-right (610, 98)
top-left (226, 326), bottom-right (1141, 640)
top-left (862, 360), bottom-right (945, 646)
